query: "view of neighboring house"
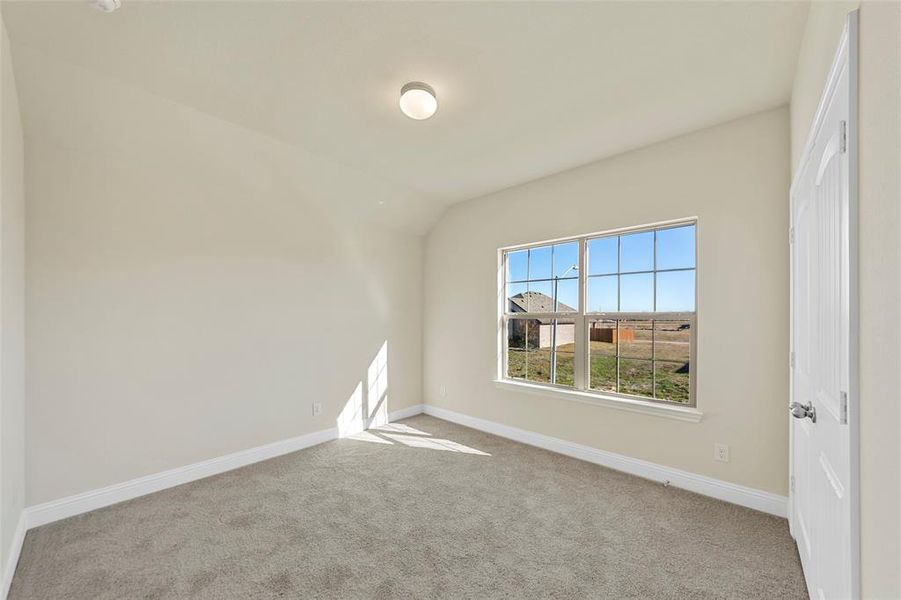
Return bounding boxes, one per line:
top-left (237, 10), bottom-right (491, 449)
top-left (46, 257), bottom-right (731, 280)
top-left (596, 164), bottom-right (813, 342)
top-left (508, 292), bottom-right (575, 348)
top-left (509, 291), bottom-right (640, 348)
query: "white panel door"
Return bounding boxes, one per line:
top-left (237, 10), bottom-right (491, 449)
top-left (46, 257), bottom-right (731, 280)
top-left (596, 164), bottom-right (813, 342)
top-left (790, 13), bottom-right (858, 600)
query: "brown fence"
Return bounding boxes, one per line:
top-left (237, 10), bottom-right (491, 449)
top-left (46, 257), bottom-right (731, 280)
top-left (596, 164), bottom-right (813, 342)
top-left (590, 327), bottom-right (635, 343)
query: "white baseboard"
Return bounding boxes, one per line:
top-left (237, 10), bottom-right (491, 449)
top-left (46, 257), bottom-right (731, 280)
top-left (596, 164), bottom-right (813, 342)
top-left (1, 513), bottom-right (27, 599)
top-left (25, 426), bottom-right (339, 529)
top-left (422, 405), bottom-right (788, 518)
top-left (388, 403), bottom-right (425, 420)
top-left (23, 405), bottom-right (425, 533)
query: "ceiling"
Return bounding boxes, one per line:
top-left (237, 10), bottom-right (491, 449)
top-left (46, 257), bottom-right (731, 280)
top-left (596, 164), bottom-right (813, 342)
top-left (2, 1), bottom-right (810, 233)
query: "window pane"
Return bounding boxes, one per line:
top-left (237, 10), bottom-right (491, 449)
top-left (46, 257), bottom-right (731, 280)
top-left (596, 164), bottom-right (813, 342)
top-left (618, 320), bottom-right (653, 359)
top-left (656, 225), bottom-right (695, 270)
top-left (553, 242), bottom-right (579, 278)
top-left (587, 275), bottom-right (617, 312)
top-left (524, 320), bottom-right (550, 384)
top-left (506, 319), bottom-right (528, 380)
top-left (620, 231), bottom-right (654, 272)
top-left (507, 250), bottom-right (528, 282)
top-left (507, 319), bottom-right (556, 384)
top-left (619, 359), bottom-right (653, 398)
top-left (587, 236), bottom-right (618, 276)
top-left (553, 278), bottom-right (578, 312)
top-left (654, 321), bottom-right (690, 363)
top-left (620, 273), bottom-right (653, 311)
top-left (589, 320), bottom-right (617, 392)
top-left (655, 361), bottom-right (690, 403)
top-left (526, 281), bottom-right (553, 312)
top-left (552, 319), bottom-right (576, 387)
top-left (505, 223), bottom-right (696, 405)
top-left (506, 282), bottom-right (528, 313)
top-left (528, 245), bottom-right (552, 280)
top-left (656, 270), bottom-right (695, 312)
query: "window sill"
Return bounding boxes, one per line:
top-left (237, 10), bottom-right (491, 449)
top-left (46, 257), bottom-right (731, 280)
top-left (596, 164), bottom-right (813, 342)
top-left (493, 379), bottom-right (704, 423)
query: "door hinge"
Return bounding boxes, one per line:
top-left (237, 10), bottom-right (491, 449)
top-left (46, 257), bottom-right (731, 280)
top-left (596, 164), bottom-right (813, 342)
top-left (790, 475), bottom-right (795, 494)
top-left (790, 351), bottom-right (796, 369)
top-left (840, 391), bottom-right (849, 424)
top-left (789, 226), bottom-right (795, 244)
top-left (840, 121), bottom-right (848, 154)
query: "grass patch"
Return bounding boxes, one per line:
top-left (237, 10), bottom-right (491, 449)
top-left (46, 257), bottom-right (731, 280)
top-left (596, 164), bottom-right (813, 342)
top-left (508, 340), bottom-right (689, 404)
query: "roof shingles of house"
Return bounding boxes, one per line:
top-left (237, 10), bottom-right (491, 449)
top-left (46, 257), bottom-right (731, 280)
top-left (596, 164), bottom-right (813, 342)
top-left (508, 291), bottom-right (575, 317)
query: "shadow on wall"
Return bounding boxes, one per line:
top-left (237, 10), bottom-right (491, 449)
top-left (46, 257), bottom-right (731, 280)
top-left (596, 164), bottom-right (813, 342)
top-left (337, 341), bottom-right (389, 437)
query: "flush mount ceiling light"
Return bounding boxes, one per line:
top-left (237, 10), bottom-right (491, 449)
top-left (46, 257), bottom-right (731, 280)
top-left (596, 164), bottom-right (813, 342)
top-left (90, 0), bottom-right (121, 12)
top-left (399, 82), bottom-right (438, 120)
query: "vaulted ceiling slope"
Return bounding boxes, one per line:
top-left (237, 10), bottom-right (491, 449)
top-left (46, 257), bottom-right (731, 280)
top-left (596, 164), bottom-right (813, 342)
top-left (2, 1), bottom-right (809, 233)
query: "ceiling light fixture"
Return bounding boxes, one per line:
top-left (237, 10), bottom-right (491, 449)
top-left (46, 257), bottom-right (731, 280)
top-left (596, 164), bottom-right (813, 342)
top-left (90, 0), bottom-right (121, 12)
top-left (399, 82), bottom-right (438, 120)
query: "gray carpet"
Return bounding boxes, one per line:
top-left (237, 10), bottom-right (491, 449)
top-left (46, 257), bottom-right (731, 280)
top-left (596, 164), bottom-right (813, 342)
top-left (10, 415), bottom-right (807, 599)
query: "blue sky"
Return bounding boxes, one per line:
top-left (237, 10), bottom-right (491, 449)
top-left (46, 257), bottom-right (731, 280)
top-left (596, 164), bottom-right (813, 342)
top-left (507, 224), bottom-right (695, 312)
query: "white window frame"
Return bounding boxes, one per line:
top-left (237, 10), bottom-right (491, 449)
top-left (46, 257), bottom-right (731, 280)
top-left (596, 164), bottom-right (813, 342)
top-left (497, 218), bottom-right (700, 419)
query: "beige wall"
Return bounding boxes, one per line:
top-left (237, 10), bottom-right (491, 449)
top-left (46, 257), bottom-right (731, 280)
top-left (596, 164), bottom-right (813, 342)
top-left (791, 0), bottom-right (860, 173)
top-left (424, 107), bottom-right (790, 495)
top-left (792, 3), bottom-right (901, 595)
top-left (858, 3), bottom-right (901, 597)
top-left (22, 50), bottom-right (423, 506)
top-left (0, 14), bottom-right (25, 574)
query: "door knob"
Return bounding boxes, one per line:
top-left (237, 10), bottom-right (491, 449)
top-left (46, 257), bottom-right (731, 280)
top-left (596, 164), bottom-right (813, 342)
top-left (789, 401), bottom-right (816, 423)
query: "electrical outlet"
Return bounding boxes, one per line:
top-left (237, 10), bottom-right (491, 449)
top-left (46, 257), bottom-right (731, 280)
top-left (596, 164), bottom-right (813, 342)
top-left (439, 385), bottom-right (447, 398)
top-left (312, 402), bottom-right (322, 417)
top-left (714, 443), bottom-right (730, 463)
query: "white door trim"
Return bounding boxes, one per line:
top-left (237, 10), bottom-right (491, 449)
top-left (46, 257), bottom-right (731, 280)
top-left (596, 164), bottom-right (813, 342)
top-left (789, 10), bottom-right (860, 598)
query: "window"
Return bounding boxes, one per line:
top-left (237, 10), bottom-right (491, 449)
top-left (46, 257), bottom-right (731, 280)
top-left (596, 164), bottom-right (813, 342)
top-left (502, 220), bottom-right (696, 406)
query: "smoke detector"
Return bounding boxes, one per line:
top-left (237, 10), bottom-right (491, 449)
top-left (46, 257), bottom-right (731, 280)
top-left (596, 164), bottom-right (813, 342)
top-left (90, 0), bottom-right (121, 12)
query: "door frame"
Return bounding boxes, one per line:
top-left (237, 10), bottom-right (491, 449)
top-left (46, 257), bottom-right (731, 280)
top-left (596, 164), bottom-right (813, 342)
top-left (788, 9), bottom-right (860, 598)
